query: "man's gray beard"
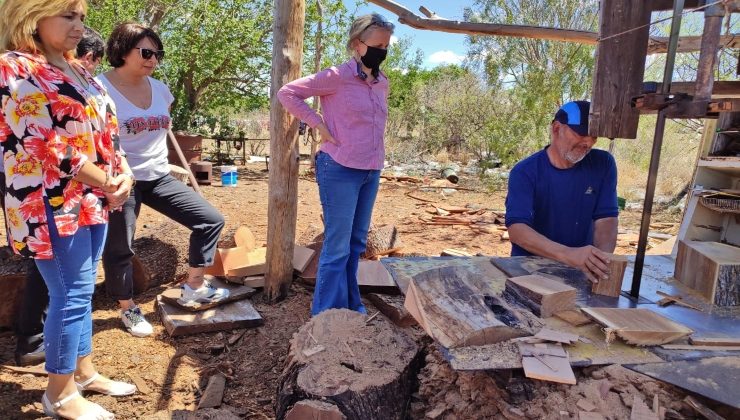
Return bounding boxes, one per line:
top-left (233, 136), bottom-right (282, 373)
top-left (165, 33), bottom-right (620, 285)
top-left (565, 150), bottom-right (588, 164)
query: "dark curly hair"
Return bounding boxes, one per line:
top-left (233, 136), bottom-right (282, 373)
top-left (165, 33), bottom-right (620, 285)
top-left (106, 22), bottom-right (163, 68)
top-left (76, 26), bottom-right (105, 61)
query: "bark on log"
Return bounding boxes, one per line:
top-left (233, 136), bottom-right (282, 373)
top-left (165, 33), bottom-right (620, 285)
top-left (276, 309), bottom-right (421, 420)
top-left (265, 0), bottom-right (306, 302)
top-left (362, 224), bottom-right (400, 258)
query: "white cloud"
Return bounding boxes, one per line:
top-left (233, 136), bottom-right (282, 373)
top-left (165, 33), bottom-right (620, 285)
top-left (390, 35), bottom-right (399, 45)
top-left (427, 50), bottom-right (465, 66)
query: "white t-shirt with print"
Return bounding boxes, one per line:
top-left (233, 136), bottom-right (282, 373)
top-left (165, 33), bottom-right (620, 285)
top-left (96, 74), bottom-right (174, 181)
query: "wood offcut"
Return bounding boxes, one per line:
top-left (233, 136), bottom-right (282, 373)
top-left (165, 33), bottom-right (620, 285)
top-left (591, 254), bottom-right (628, 297)
top-left (581, 308), bottom-right (693, 346)
top-left (505, 274), bottom-right (577, 317)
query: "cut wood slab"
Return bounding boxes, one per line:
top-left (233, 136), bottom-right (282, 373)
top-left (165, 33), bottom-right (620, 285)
top-left (366, 293), bottom-right (416, 327)
top-left (197, 373), bottom-right (226, 409)
top-left (674, 240), bottom-right (740, 306)
top-left (505, 274), bottom-right (576, 317)
top-left (521, 342), bottom-right (576, 385)
top-left (297, 241), bottom-right (322, 284)
top-left (581, 308), bottom-right (693, 346)
top-left (292, 245), bottom-right (315, 274)
top-left (363, 224), bottom-right (400, 258)
top-left (689, 336), bottom-right (740, 346)
top-left (233, 225), bottom-right (256, 250)
top-left (534, 328), bottom-right (579, 344)
top-left (592, 254), bottom-right (628, 297)
top-left (404, 266), bottom-right (535, 349)
top-left (158, 278), bottom-right (256, 312)
top-left (554, 309), bottom-right (592, 327)
top-left (358, 260), bottom-right (399, 294)
top-left (157, 295), bottom-right (263, 337)
top-left (440, 248), bottom-right (474, 257)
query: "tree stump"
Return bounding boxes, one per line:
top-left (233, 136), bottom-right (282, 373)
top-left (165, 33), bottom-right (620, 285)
top-left (276, 309), bottom-right (421, 420)
top-left (362, 224), bottom-right (400, 259)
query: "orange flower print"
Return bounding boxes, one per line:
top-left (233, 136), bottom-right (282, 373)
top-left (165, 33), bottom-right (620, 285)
top-left (78, 194), bottom-right (106, 226)
top-left (19, 189), bottom-right (45, 224)
top-left (4, 80), bottom-right (52, 138)
top-left (5, 146), bottom-right (42, 189)
top-left (53, 213), bottom-right (79, 236)
top-left (49, 93), bottom-right (86, 121)
top-left (26, 225), bottom-right (52, 259)
top-left (3, 195), bottom-right (29, 239)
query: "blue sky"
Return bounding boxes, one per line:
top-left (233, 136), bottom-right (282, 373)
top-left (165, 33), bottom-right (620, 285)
top-left (345, 1), bottom-right (473, 68)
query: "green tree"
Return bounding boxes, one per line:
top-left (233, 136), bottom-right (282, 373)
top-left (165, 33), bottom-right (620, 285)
top-left (465, 0), bottom-right (598, 149)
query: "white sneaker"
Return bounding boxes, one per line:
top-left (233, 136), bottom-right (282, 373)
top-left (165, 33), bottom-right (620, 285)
top-left (178, 280), bottom-right (230, 307)
top-left (121, 307), bottom-right (153, 337)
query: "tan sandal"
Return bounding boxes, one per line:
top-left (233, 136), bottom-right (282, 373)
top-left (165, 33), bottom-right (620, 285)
top-left (41, 391), bottom-right (114, 419)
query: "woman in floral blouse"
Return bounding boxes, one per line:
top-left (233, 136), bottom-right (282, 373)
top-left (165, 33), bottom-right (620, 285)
top-left (0, 1), bottom-right (136, 418)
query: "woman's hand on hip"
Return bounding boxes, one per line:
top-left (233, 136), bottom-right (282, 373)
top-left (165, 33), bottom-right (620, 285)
top-left (316, 123), bottom-right (339, 146)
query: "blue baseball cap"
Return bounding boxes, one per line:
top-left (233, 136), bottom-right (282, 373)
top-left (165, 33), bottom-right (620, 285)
top-left (554, 100), bottom-right (591, 137)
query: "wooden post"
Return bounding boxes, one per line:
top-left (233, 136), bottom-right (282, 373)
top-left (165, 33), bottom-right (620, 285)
top-left (694, 6), bottom-right (725, 101)
top-left (589, 0), bottom-right (651, 139)
top-left (309, 0), bottom-right (323, 169)
top-left (265, 0), bottom-right (306, 302)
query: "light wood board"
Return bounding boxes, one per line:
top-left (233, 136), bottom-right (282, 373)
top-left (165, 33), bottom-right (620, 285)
top-left (592, 254), bottom-right (627, 297)
top-left (506, 274), bottom-right (576, 317)
top-left (581, 308), bottom-right (693, 346)
top-left (157, 295), bottom-right (263, 337)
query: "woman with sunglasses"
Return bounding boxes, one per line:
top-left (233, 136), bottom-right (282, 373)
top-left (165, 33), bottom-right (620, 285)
top-left (0, 0), bottom-right (137, 418)
top-left (98, 23), bottom-right (227, 338)
top-left (278, 14), bottom-right (394, 316)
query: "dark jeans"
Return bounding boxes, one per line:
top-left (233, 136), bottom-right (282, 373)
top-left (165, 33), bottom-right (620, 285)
top-left (102, 174), bottom-right (224, 301)
top-left (0, 172), bottom-right (49, 354)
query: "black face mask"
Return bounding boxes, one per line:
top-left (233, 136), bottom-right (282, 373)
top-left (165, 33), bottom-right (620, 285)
top-left (360, 45), bottom-right (387, 77)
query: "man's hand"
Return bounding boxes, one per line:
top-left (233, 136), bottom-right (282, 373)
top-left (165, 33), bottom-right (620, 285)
top-left (104, 174), bottom-right (133, 209)
top-left (316, 122), bottom-right (339, 146)
top-left (564, 245), bottom-right (611, 284)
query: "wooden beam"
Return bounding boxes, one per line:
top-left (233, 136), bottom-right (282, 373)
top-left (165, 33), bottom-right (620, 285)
top-left (647, 34), bottom-right (739, 54)
top-left (590, 0), bottom-right (652, 139)
top-left (649, 0), bottom-right (702, 11)
top-left (656, 80), bottom-right (740, 98)
top-left (265, 0), bottom-right (306, 302)
top-left (367, 0), bottom-right (598, 43)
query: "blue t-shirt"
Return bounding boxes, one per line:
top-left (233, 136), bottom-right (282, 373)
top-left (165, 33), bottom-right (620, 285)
top-left (505, 147), bottom-right (619, 256)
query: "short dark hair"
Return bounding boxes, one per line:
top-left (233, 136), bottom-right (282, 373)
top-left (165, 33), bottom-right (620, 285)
top-left (76, 26), bottom-right (105, 61)
top-left (106, 22), bottom-right (164, 68)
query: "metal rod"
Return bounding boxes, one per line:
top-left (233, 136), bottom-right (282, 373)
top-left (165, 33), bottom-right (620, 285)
top-left (630, 0), bottom-right (685, 298)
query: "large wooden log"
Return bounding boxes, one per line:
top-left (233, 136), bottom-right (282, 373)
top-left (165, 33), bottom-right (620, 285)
top-left (276, 309), bottom-right (421, 420)
top-left (589, 0), bottom-right (651, 139)
top-left (265, 0), bottom-right (306, 302)
top-left (674, 240), bottom-right (740, 306)
top-left (404, 266), bottom-right (539, 348)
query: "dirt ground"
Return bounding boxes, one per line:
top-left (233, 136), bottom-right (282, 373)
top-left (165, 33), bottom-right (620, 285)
top-left (0, 162), bottom-right (699, 419)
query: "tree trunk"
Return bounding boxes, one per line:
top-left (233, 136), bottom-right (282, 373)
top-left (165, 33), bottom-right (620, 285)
top-left (265, 0), bottom-right (306, 302)
top-left (276, 309), bottom-right (422, 420)
top-left (309, 0), bottom-right (323, 169)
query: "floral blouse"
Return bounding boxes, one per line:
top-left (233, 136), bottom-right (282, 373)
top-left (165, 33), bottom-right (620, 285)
top-left (0, 51), bottom-right (120, 259)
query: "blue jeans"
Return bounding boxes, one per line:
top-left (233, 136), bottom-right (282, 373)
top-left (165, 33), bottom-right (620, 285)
top-left (313, 152), bottom-right (380, 316)
top-left (35, 202), bottom-right (107, 374)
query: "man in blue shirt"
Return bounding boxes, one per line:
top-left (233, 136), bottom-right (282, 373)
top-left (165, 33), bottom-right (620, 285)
top-left (505, 101), bottom-right (619, 284)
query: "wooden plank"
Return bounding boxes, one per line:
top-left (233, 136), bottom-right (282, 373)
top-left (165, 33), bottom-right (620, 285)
top-left (518, 342), bottom-right (568, 358)
top-left (674, 240), bottom-right (740, 306)
top-left (534, 328), bottom-right (579, 344)
top-left (292, 245), bottom-right (315, 274)
top-left (655, 291), bottom-right (702, 311)
top-left (366, 293), bottom-right (416, 327)
top-left (589, 0), bottom-right (651, 139)
top-left (197, 373), bottom-right (227, 409)
top-left (661, 344), bottom-right (740, 351)
top-left (592, 254), bottom-right (627, 297)
top-left (158, 278), bottom-right (256, 312)
top-left (554, 309), bottom-right (592, 327)
top-left (657, 80), bottom-right (740, 99)
top-left (297, 240), bottom-right (322, 284)
top-left (440, 248), bottom-right (474, 257)
top-left (403, 266), bottom-right (534, 348)
top-left (505, 274), bottom-right (576, 317)
top-left (358, 260), bottom-right (399, 294)
top-left (522, 346), bottom-right (577, 385)
top-left (689, 336), bottom-right (740, 346)
top-left (630, 396), bottom-right (659, 420)
top-left (157, 295), bottom-right (263, 337)
top-left (684, 396), bottom-right (725, 420)
top-left (581, 308), bottom-right (693, 346)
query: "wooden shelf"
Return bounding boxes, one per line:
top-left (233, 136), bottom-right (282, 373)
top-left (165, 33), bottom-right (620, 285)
top-left (697, 159), bottom-right (740, 176)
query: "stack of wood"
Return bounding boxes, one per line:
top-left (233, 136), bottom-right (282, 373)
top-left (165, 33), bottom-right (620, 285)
top-left (420, 204), bottom-right (506, 235)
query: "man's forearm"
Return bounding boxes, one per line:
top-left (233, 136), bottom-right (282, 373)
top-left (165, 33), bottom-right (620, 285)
top-left (508, 223), bottom-right (573, 265)
top-left (593, 217), bottom-right (618, 253)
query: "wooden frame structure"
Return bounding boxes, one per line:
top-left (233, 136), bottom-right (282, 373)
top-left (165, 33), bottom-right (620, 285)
top-left (265, 0), bottom-right (740, 300)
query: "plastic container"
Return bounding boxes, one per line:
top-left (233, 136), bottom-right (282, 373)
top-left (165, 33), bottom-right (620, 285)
top-left (221, 165), bottom-right (238, 187)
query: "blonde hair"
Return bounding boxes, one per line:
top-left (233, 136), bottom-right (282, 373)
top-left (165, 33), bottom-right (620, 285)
top-left (0, 0), bottom-right (88, 57)
top-left (346, 13), bottom-right (395, 53)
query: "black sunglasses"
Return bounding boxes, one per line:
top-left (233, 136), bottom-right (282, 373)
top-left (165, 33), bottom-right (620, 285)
top-left (136, 47), bottom-right (165, 61)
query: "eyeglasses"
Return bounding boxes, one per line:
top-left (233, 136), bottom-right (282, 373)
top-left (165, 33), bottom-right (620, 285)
top-left (136, 47), bottom-right (165, 61)
top-left (363, 19), bottom-right (394, 32)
